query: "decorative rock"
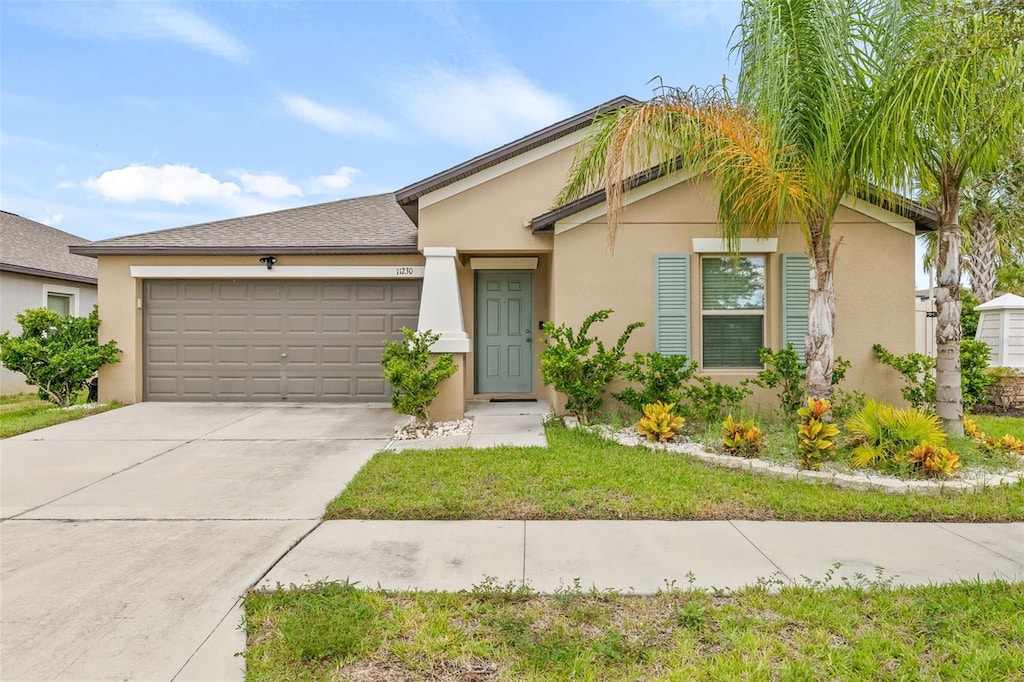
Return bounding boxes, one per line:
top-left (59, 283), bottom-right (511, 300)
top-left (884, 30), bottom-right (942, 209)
top-left (585, 424), bottom-right (1024, 496)
top-left (392, 418), bottom-right (473, 441)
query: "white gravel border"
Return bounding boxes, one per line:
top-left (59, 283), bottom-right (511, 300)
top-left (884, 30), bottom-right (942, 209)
top-left (565, 418), bottom-right (1024, 495)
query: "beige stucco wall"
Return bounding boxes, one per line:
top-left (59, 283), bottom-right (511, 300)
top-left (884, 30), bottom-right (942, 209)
top-left (550, 178), bottom-right (916, 411)
top-left (1, 271), bottom-right (98, 394)
top-left (95, 253), bottom-right (426, 404)
top-left (416, 146), bottom-right (571, 253)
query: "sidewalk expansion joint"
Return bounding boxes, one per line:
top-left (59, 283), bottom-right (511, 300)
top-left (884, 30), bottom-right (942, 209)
top-left (249, 519), bottom-right (325, 591)
top-left (934, 523), bottom-right (1024, 567)
top-left (727, 520), bottom-right (794, 585)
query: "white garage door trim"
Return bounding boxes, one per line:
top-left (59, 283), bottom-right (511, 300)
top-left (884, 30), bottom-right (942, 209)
top-left (130, 265), bottom-right (424, 279)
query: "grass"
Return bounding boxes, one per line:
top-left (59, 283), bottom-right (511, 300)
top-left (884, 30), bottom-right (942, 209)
top-left (244, 579), bottom-right (1024, 681)
top-left (0, 393), bottom-right (120, 438)
top-left (326, 426), bottom-right (1024, 522)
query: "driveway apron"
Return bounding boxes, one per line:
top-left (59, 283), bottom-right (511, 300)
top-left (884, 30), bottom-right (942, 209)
top-left (0, 402), bottom-right (401, 681)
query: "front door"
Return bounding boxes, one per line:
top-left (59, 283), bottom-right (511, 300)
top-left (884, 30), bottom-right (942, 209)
top-left (475, 270), bottom-right (533, 393)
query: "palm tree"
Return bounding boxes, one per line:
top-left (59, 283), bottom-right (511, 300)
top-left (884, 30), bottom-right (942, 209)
top-left (557, 0), bottom-right (870, 401)
top-left (852, 0), bottom-right (1024, 435)
top-left (919, 156), bottom-right (1024, 303)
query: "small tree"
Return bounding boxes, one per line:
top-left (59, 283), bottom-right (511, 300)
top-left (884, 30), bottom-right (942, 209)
top-left (380, 328), bottom-right (457, 425)
top-left (0, 306), bottom-right (121, 407)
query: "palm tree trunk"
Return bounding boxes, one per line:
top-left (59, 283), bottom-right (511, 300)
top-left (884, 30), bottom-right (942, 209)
top-left (805, 219), bottom-right (835, 401)
top-left (968, 212), bottom-right (997, 302)
top-left (935, 173), bottom-right (964, 437)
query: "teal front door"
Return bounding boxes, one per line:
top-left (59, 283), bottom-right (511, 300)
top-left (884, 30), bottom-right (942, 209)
top-left (475, 270), bottom-right (534, 393)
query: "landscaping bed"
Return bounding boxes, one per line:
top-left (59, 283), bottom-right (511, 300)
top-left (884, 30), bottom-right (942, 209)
top-left (0, 393), bottom-right (119, 439)
top-left (244, 579), bottom-right (1024, 681)
top-left (326, 427), bottom-right (1024, 522)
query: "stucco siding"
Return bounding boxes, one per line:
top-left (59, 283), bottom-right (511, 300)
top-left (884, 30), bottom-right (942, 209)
top-left (1, 271), bottom-right (98, 394)
top-left (551, 178), bottom-right (915, 410)
top-left (95, 253), bottom-right (426, 404)
top-left (417, 145), bottom-right (572, 253)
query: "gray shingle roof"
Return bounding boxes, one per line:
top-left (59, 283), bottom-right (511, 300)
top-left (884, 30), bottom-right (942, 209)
top-left (70, 193), bottom-right (418, 256)
top-left (0, 211), bottom-right (98, 284)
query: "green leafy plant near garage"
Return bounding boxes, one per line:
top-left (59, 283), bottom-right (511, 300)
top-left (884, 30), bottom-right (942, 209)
top-left (0, 307), bottom-right (121, 408)
top-left (381, 328), bottom-right (457, 425)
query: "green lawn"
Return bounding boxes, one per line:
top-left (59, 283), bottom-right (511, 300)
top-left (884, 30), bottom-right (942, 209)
top-left (0, 393), bottom-right (119, 439)
top-left (244, 580), bottom-right (1024, 681)
top-left (326, 426), bottom-right (1024, 522)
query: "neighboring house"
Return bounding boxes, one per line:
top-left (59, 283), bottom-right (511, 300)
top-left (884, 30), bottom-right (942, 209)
top-left (1, 211), bottom-right (99, 394)
top-left (72, 97), bottom-right (936, 418)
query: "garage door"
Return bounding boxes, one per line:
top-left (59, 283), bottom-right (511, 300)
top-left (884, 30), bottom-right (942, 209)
top-left (143, 279), bottom-right (420, 401)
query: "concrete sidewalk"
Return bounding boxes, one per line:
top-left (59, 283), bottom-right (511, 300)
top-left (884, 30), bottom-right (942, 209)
top-left (261, 520), bottom-right (1024, 593)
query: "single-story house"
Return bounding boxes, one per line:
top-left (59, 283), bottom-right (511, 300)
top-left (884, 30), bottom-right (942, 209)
top-left (71, 96), bottom-right (936, 418)
top-left (1, 211), bottom-right (99, 394)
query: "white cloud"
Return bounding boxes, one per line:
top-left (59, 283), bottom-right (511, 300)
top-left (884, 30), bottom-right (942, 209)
top-left (234, 171), bottom-right (303, 199)
top-left (309, 167), bottom-right (361, 195)
top-left (13, 1), bottom-right (247, 63)
top-left (402, 66), bottom-right (573, 149)
top-left (280, 94), bottom-right (397, 138)
top-left (56, 181), bottom-right (76, 190)
top-left (43, 211), bottom-right (64, 227)
top-left (85, 164), bottom-right (241, 204)
top-left (647, 0), bottom-right (740, 29)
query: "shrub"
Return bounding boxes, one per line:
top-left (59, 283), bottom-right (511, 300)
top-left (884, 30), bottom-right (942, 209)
top-left (986, 366), bottom-right (1024, 410)
top-left (680, 376), bottom-right (753, 425)
top-left (796, 398), bottom-right (839, 470)
top-left (901, 445), bottom-right (962, 478)
top-left (721, 415), bottom-right (764, 457)
top-left (961, 288), bottom-right (981, 338)
top-left (539, 310), bottom-right (643, 424)
top-left (753, 345), bottom-right (850, 417)
top-left (872, 345), bottom-right (936, 410)
top-left (614, 352), bottom-right (697, 415)
top-left (831, 388), bottom-right (868, 423)
top-left (959, 339), bottom-right (993, 411)
top-left (636, 402), bottom-right (685, 442)
top-left (381, 328), bottom-right (457, 425)
top-left (0, 307), bottom-right (120, 407)
top-left (846, 400), bottom-right (947, 471)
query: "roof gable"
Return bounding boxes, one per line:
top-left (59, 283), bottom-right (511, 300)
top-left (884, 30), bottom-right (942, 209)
top-left (395, 95), bottom-right (639, 211)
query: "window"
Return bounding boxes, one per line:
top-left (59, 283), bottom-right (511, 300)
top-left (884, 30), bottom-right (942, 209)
top-left (701, 256), bottom-right (765, 368)
top-left (42, 284), bottom-right (80, 317)
top-left (46, 293), bottom-right (72, 316)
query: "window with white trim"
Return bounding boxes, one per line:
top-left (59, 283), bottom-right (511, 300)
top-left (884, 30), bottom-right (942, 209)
top-left (701, 256), bottom-right (765, 368)
top-left (42, 284), bottom-right (80, 317)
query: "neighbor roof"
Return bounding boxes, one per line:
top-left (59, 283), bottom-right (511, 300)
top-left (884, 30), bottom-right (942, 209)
top-left (394, 95), bottom-right (640, 207)
top-left (0, 211), bottom-right (98, 284)
top-left (69, 194), bottom-right (419, 256)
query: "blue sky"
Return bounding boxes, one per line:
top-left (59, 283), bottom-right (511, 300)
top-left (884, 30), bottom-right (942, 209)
top-left (1, 0), bottom-right (929, 284)
top-left (1, 0), bottom-right (741, 241)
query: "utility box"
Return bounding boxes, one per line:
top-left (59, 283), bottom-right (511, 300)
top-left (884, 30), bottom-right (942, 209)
top-left (975, 293), bottom-right (1024, 369)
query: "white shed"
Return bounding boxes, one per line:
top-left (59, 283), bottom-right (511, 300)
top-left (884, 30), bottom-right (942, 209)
top-left (975, 293), bottom-right (1024, 369)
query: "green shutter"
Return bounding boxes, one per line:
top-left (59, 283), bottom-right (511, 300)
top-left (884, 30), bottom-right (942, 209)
top-left (655, 254), bottom-right (690, 357)
top-left (781, 253), bottom-right (810, 355)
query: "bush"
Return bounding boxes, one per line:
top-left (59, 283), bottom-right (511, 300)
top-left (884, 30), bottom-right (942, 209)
top-left (754, 345), bottom-right (850, 418)
top-left (381, 328), bottom-right (457, 425)
top-left (614, 352), bottom-right (697, 415)
top-left (902, 445), bottom-right (962, 478)
top-left (959, 339), bottom-right (992, 411)
top-left (961, 288), bottom-right (981, 338)
top-left (986, 366), bottom-right (1024, 409)
top-left (680, 376), bottom-right (753, 425)
top-left (540, 310), bottom-right (643, 424)
top-left (872, 345), bottom-right (936, 410)
top-left (636, 402), bottom-right (685, 442)
top-left (0, 307), bottom-right (120, 407)
top-left (796, 398), bottom-right (839, 470)
top-left (874, 342), bottom-right (992, 412)
top-left (721, 415), bottom-right (764, 457)
top-left (846, 400), bottom-right (947, 471)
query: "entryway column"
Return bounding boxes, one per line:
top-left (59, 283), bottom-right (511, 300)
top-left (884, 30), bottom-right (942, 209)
top-left (418, 247), bottom-right (469, 421)
top-left (418, 247), bottom-right (470, 352)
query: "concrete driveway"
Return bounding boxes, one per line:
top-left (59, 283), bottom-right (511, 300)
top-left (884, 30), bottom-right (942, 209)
top-left (0, 402), bottom-right (402, 681)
